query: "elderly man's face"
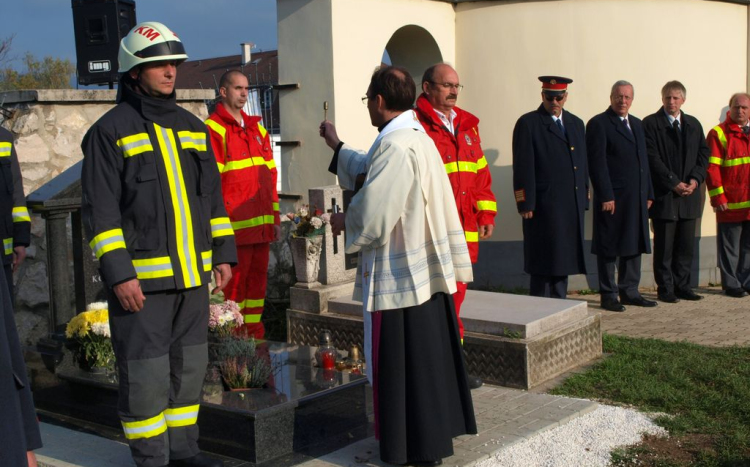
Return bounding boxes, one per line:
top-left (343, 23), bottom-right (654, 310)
top-left (422, 65), bottom-right (460, 113)
top-left (662, 90), bottom-right (685, 117)
top-left (610, 85), bottom-right (634, 117)
top-left (730, 95), bottom-right (750, 126)
top-left (542, 92), bottom-right (567, 117)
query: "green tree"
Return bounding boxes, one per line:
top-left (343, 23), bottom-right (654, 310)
top-left (0, 47), bottom-right (75, 91)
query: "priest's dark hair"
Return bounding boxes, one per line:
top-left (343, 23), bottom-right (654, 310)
top-left (368, 65), bottom-right (416, 111)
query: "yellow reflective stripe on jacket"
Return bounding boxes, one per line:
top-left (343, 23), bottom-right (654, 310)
top-left (202, 250), bottom-right (212, 272)
top-left (222, 157), bottom-right (275, 173)
top-left (718, 157), bottom-right (750, 167)
top-left (89, 228), bottom-right (126, 259)
top-left (713, 126), bottom-right (727, 150)
top-left (12, 206), bottom-right (30, 222)
top-left (465, 231), bottom-right (478, 243)
top-left (272, 202), bottom-right (279, 211)
top-left (239, 298), bottom-right (265, 310)
top-left (444, 160), bottom-right (478, 175)
top-left (121, 413), bottom-right (167, 440)
top-left (728, 200), bottom-right (750, 210)
top-left (0, 142), bottom-right (11, 157)
top-left (477, 200), bottom-right (497, 212)
top-left (708, 186), bottom-right (725, 197)
top-left (117, 133), bottom-right (153, 158)
top-left (177, 131), bottom-right (207, 151)
top-left (164, 405), bottom-right (199, 428)
top-left (476, 155), bottom-right (488, 170)
top-left (3, 238), bottom-right (12, 255)
top-left (154, 124), bottom-right (201, 288)
top-left (205, 119), bottom-right (227, 157)
top-left (231, 214), bottom-right (276, 231)
top-left (210, 217), bottom-right (234, 238)
top-left (133, 257), bottom-right (174, 279)
top-left (243, 313), bottom-right (263, 323)
top-left (258, 123), bottom-right (268, 139)
top-left (708, 156), bottom-right (723, 166)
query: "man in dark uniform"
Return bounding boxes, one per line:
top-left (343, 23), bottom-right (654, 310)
top-left (0, 127), bottom-right (41, 466)
top-left (643, 81), bottom-right (709, 303)
top-left (82, 22), bottom-right (236, 467)
top-left (587, 80), bottom-right (656, 312)
top-left (512, 76), bottom-right (588, 298)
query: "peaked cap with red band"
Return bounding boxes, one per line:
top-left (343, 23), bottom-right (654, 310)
top-left (538, 76), bottom-right (573, 95)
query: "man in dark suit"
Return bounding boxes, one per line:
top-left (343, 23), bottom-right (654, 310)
top-left (512, 76), bottom-right (588, 298)
top-left (643, 81), bottom-right (709, 303)
top-left (587, 80), bottom-right (656, 311)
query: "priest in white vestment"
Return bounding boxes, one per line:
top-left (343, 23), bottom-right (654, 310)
top-left (321, 66), bottom-right (477, 467)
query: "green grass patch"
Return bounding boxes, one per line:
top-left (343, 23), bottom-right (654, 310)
top-left (551, 334), bottom-right (750, 466)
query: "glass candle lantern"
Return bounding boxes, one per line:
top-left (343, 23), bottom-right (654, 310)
top-left (315, 329), bottom-right (337, 370)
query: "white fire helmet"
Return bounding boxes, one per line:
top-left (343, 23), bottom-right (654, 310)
top-left (118, 22), bottom-right (188, 73)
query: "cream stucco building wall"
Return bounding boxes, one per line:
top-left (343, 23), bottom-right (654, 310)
top-left (277, 0), bottom-right (749, 289)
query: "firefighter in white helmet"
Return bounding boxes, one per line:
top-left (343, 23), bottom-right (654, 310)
top-left (81, 22), bottom-right (236, 467)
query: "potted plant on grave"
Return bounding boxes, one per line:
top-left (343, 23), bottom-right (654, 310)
top-left (216, 337), bottom-right (276, 391)
top-left (65, 302), bottom-right (115, 373)
top-left (286, 204), bottom-right (330, 284)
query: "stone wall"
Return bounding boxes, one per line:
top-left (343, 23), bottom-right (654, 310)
top-left (0, 89), bottom-right (297, 344)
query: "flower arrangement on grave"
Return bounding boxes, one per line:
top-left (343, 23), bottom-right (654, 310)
top-left (65, 301), bottom-right (115, 372)
top-left (216, 336), bottom-right (276, 390)
top-left (286, 204), bottom-right (329, 238)
top-left (208, 299), bottom-right (243, 338)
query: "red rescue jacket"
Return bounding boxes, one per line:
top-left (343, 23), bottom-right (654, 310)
top-left (706, 113), bottom-right (750, 223)
top-left (206, 104), bottom-right (280, 245)
top-left (414, 94), bottom-right (497, 263)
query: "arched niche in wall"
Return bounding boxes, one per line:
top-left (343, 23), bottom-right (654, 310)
top-left (383, 25), bottom-right (442, 87)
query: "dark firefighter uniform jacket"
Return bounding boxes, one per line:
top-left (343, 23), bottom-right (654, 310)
top-left (0, 128), bottom-right (31, 266)
top-left (81, 80), bottom-right (237, 292)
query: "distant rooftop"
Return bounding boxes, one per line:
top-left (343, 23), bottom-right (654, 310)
top-left (175, 49), bottom-right (278, 94)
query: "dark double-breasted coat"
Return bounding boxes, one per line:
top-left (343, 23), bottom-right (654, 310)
top-left (512, 105), bottom-right (588, 276)
top-left (642, 108), bottom-right (709, 220)
top-left (587, 107), bottom-right (654, 257)
top-left (0, 263), bottom-right (42, 465)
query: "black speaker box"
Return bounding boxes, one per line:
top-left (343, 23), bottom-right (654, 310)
top-left (71, 0), bottom-right (136, 86)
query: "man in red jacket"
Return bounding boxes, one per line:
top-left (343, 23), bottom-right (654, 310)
top-left (414, 63), bottom-right (497, 389)
top-left (206, 70), bottom-right (281, 337)
top-left (706, 92), bottom-right (750, 298)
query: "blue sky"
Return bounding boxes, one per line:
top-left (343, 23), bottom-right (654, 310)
top-left (3, 0), bottom-right (278, 68)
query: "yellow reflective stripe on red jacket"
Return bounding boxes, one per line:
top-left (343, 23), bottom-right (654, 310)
top-left (445, 160), bottom-right (478, 174)
top-left (728, 200), bottom-right (750, 210)
top-left (3, 238), bottom-right (12, 255)
top-left (205, 119), bottom-right (227, 156)
top-left (154, 124), bottom-right (201, 288)
top-left (708, 186), bottom-right (725, 198)
top-left (222, 157), bottom-right (275, 173)
top-left (121, 413), bottom-right (167, 440)
top-left (231, 214), bottom-right (275, 231)
top-left (89, 228), bottom-right (126, 259)
top-left (0, 142), bottom-right (11, 157)
top-left (12, 206), bottom-right (30, 222)
top-left (164, 405), bottom-right (199, 428)
top-left (477, 200), bottom-right (497, 212)
top-left (177, 131), bottom-right (207, 151)
top-left (132, 257), bottom-right (173, 279)
top-left (465, 231), bottom-right (478, 243)
top-left (202, 250), bottom-right (212, 272)
top-left (258, 123), bottom-right (268, 139)
top-left (708, 156), bottom-right (723, 166)
top-left (272, 202), bottom-right (279, 211)
top-left (210, 217), bottom-right (234, 238)
top-left (117, 133), bottom-right (153, 158)
top-left (717, 157), bottom-right (750, 167)
top-left (476, 155), bottom-right (488, 170)
top-left (713, 126), bottom-right (728, 150)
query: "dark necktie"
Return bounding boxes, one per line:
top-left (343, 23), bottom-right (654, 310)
top-left (673, 120), bottom-right (680, 133)
top-left (622, 118), bottom-right (632, 134)
top-left (555, 118), bottom-right (566, 136)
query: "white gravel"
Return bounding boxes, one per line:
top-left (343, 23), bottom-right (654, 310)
top-left (475, 404), bottom-right (668, 467)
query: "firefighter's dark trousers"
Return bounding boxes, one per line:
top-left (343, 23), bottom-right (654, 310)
top-left (108, 285), bottom-right (209, 467)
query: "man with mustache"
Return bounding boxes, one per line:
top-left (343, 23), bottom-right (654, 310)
top-left (512, 76), bottom-right (588, 299)
top-left (587, 80), bottom-right (656, 312)
top-left (206, 70), bottom-right (281, 338)
top-left (414, 63), bottom-right (496, 389)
